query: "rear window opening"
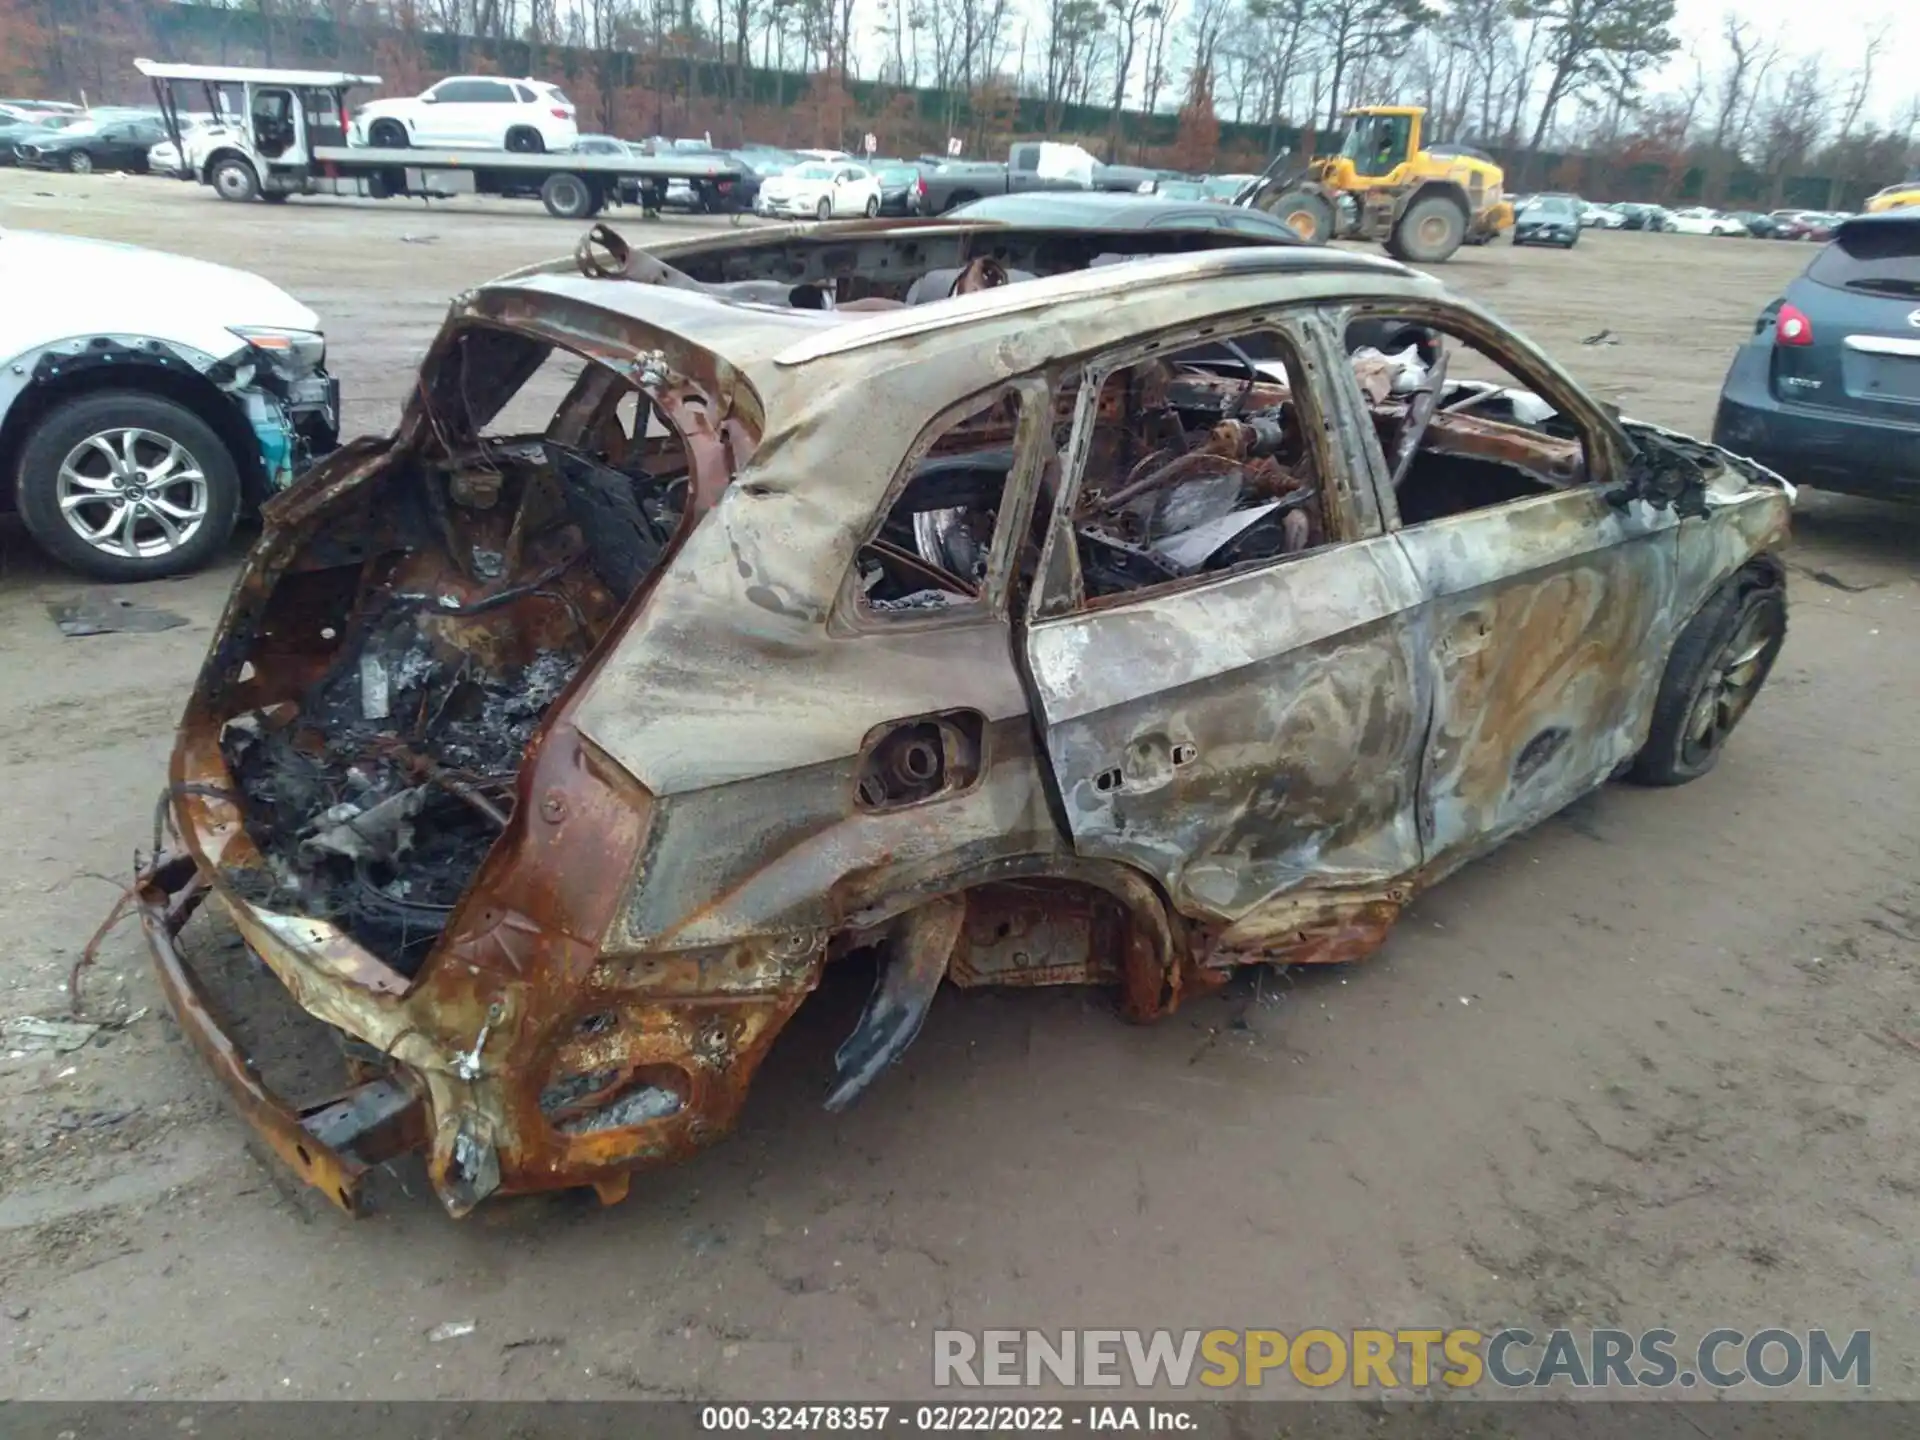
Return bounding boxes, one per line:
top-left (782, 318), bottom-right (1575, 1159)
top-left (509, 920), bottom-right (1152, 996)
top-left (1807, 222), bottom-right (1920, 298)
top-left (218, 329), bottom-right (701, 976)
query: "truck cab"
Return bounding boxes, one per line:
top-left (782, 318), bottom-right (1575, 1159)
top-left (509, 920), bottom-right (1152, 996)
top-left (136, 58), bottom-right (376, 203)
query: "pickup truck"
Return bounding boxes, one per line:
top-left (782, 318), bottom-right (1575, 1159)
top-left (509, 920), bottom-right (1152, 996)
top-left (914, 140), bottom-right (1157, 213)
top-left (916, 140), bottom-right (1094, 213)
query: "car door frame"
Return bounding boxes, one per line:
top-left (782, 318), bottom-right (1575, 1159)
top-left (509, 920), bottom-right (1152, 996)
top-left (1017, 303), bottom-right (1435, 947)
top-left (418, 78), bottom-right (492, 145)
top-left (412, 79), bottom-right (457, 144)
top-left (463, 78), bottom-right (519, 147)
top-left (830, 166), bottom-right (852, 215)
top-left (94, 121), bottom-right (135, 169)
top-left (1331, 296), bottom-right (1682, 881)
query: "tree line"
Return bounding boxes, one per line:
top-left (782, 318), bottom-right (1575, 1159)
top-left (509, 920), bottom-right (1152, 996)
top-left (5, 0), bottom-right (1915, 203)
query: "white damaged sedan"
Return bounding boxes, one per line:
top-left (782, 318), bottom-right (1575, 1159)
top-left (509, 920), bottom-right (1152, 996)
top-left (754, 160), bottom-right (882, 221)
top-left (0, 230), bottom-right (338, 579)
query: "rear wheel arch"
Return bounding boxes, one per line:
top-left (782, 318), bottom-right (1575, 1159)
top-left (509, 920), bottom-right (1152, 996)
top-left (832, 854), bottom-right (1188, 1021)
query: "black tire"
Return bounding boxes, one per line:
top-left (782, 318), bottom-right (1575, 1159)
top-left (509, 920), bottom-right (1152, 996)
top-left (815, 196), bottom-right (832, 221)
top-left (1628, 569), bottom-right (1786, 786)
top-left (1385, 194), bottom-right (1467, 263)
top-left (864, 194), bottom-right (880, 217)
top-left (210, 156), bottom-right (259, 202)
top-left (539, 171), bottom-right (595, 220)
top-left (1260, 187), bottom-right (1333, 243)
top-left (15, 390), bottom-right (242, 582)
top-left (68, 150), bottom-right (93, 174)
top-left (505, 127), bottom-right (544, 154)
top-left (367, 119), bottom-right (408, 149)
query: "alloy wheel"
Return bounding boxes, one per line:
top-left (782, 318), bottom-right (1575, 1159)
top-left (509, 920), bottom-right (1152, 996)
top-left (56, 427), bottom-right (210, 561)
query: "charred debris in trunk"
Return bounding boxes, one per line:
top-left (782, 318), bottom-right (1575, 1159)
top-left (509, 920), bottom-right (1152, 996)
top-left (216, 341), bottom-right (700, 976)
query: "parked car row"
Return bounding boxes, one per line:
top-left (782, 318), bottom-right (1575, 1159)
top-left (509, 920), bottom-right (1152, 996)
top-left (2, 106), bottom-right (172, 172)
top-left (1562, 198), bottom-right (1866, 241)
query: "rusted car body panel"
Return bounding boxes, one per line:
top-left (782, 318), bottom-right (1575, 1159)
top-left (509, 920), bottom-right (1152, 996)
top-left (134, 219), bottom-right (1792, 1216)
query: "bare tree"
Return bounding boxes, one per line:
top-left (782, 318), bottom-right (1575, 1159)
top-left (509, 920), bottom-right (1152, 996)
top-left (1709, 15), bottom-right (1755, 154)
top-left (1101, 0), bottom-right (1155, 152)
top-left (1306, 0), bottom-right (1433, 129)
top-left (1140, 0), bottom-right (1180, 117)
top-left (1234, 0), bottom-right (1312, 150)
top-left (1042, 0), bottom-right (1106, 130)
top-left (1185, 0), bottom-right (1231, 78)
top-left (1830, 22), bottom-right (1888, 145)
top-left (1752, 54), bottom-right (1827, 205)
top-left (1510, 0), bottom-right (1677, 180)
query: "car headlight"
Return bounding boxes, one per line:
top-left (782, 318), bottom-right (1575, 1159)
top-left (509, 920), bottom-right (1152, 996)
top-left (231, 326), bottom-right (326, 375)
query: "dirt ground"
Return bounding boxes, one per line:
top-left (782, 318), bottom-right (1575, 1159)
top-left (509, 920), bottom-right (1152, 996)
top-left (2, 170), bottom-right (1917, 1403)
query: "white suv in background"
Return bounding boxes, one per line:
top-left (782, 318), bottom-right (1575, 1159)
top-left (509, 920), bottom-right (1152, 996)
top-left (350, 76), bottom-right (577, 153)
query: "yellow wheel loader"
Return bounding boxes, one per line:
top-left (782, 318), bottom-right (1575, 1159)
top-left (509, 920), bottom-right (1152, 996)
top-left (1865, 181), bottom-right (1920, 214)
top-left (1237, 106), bottom-right (1512, 264)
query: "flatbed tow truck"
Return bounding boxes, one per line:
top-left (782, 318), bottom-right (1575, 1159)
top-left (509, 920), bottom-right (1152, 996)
top-left (135, 59), bottom-right (742, 220)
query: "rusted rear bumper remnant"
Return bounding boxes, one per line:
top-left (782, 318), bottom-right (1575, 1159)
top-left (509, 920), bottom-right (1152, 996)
top-left (136, 851), bottom-right (428, 1215)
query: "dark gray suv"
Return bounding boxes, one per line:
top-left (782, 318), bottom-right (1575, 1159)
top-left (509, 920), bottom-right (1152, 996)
top-left (1713, 212), bottom-right (1920, 498)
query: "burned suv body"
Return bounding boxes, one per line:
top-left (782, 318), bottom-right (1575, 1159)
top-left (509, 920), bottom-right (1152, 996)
top-left (137, 218), bottom-right (1792, 1217)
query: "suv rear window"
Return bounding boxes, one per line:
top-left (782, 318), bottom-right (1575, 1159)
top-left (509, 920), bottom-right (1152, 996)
top-left (1807, 222), bottom-right (1920, 298)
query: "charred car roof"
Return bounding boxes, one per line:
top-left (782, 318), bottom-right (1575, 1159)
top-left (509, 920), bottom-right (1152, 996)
top-left (470, 221), bottom-right (1437, 405)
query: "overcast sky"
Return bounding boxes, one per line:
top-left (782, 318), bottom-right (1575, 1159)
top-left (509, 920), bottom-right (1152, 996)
top-left (1655, 0), bottom-right (1918, 127)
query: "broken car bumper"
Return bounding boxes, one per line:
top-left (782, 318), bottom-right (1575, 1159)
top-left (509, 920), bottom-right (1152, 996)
top-left (134, 850), bottom-right (429, 1215)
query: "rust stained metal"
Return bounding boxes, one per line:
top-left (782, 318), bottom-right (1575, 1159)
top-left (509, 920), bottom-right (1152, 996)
top-left (131, 220), bottom-right (1793, 1218)
top-left (137, 853), bottom-right (427, 1216)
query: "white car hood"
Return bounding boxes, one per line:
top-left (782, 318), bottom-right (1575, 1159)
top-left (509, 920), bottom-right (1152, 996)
top-left (0, 229), bottom-right (318, 365)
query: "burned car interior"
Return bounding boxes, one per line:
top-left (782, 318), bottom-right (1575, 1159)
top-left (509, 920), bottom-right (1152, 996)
top-left (126, 217), bottom-right (1792, 1218)
top-left (220, 326), bottom-right (697, 975)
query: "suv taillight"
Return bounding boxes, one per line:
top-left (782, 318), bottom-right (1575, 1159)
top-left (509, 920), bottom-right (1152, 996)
top-left (1775, 301), bottom-right (1814, 347)
top-left (551, 107), bottom-right (571, 119)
